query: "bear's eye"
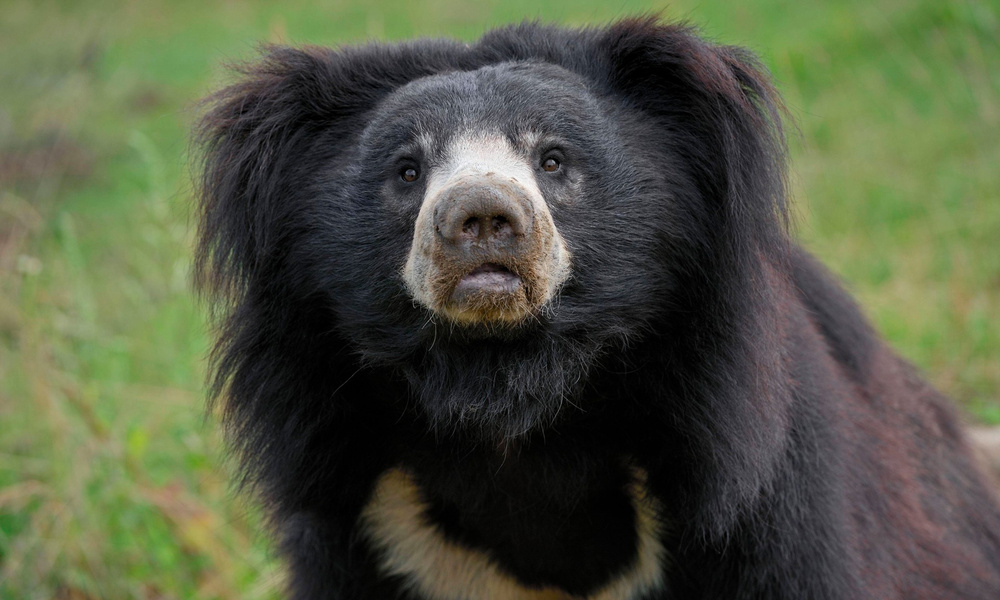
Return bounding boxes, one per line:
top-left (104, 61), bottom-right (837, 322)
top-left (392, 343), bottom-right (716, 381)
top-left (401, 167), bottom-right (420, 183)
top-left (541, 157), bottom-right (560, 173)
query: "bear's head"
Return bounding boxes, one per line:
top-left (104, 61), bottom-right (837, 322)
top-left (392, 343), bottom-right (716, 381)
top-left (197, 19), bottom-right (788, 443)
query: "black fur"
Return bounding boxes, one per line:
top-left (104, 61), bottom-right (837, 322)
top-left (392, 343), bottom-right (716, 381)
top-left (196, 18), bottom-right (1000, 599)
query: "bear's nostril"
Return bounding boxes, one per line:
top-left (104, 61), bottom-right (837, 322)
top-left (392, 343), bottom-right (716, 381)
top-left (456, 214), bottom-right (515, 243)
top-left (491, 216), bottom-right (511, 237)
top-left (462, 217), bottom-right (481, 239)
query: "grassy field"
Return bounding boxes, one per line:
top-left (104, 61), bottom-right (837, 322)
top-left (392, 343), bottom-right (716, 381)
top-left (1, 0), bottom-right (997, 597)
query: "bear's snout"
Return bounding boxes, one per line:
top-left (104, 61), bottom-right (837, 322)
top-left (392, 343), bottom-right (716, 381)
top-left (433, 179), bottom-right (534, 250)
top-left (432, 180), bottom-right (535, 305)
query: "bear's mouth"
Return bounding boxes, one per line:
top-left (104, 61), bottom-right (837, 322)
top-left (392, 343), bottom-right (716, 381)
top-left (438, 262), bottom-right (531, 325)
top-left (453, 263), bottom-right (522, 300)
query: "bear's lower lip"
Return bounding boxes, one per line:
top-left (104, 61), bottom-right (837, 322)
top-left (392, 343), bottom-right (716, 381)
top-left (454, 263), bottom-right (522, 296)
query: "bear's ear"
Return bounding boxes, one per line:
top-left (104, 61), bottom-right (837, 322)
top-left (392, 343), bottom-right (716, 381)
top-left (600, 18), bottom-right (789, 245)
top-left (197, 47), bottom-right (342, 297)
top-left (194, 44), bottom-right (460, 298)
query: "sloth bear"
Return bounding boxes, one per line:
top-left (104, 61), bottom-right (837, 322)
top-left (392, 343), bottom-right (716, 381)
top-left (195, 17), bottom-right (1000, 600)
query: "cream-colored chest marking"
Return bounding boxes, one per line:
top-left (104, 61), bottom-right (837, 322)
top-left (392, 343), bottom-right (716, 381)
top-left (359, 466), bottom-right (666, 600)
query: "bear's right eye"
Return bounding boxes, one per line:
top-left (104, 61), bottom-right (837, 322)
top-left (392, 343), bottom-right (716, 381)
top-left (401, 167), bottom-right (420, 183)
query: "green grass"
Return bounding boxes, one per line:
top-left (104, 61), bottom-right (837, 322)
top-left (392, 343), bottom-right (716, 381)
top-left (1, 0), bottom-right (998, 597)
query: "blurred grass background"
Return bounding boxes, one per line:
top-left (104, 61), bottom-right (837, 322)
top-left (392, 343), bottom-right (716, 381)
top-left (0, 0), bottom-right (997, 597)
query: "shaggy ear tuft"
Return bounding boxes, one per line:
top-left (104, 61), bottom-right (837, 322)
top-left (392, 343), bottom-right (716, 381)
top-left (195, 46), bottom-right (337, 298)
top-left (602, 17), bottom-right (790, 249)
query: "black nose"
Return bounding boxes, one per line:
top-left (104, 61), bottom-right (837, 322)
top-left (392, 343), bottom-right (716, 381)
top-left (434, 183), bottom-right (533, 250)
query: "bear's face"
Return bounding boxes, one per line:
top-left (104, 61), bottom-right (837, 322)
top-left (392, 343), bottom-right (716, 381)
top-left (343, 62), bottom-right (669, 334)
top-left (306, 61), bottom-right (676, 438)
top-left (390, 69), bottom-right (577, 326)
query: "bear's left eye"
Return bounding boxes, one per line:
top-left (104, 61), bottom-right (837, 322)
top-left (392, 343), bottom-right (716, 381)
top-left (541, 157), bottom-right (560, 172)
top-left (401, 167), bottom-right (420, 183)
